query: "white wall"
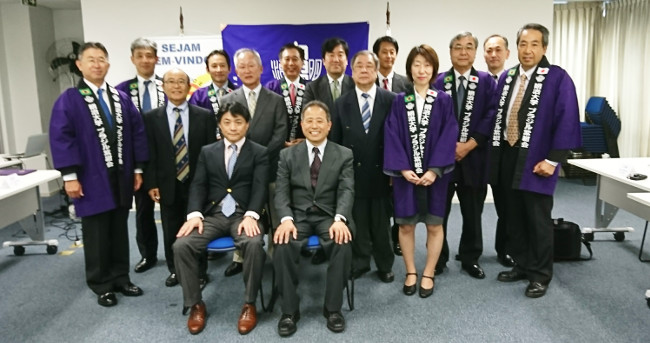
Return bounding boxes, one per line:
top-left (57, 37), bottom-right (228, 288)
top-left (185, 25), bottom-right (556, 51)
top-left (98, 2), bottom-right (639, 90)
top-left (79, 0), bottom-right (553, 85)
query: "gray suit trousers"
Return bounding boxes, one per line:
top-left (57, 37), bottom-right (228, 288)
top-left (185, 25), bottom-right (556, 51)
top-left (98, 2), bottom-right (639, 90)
top-left (173, 207), bottom-right (266, 307)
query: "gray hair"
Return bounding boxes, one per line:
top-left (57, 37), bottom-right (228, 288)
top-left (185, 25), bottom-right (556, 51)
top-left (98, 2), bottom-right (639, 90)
top-left (449, 31), bottom-right (478, 49)
top-left (233, 48), bottom-right (262, 67)
top-left (130, 37), bottom-right (158, 55)
top-left (351, 50), bottom-right (379, 71)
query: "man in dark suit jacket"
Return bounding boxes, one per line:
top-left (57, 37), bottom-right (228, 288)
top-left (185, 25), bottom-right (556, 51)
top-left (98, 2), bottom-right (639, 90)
top-left (273, 100), bottom-right (354, 337)
top-left (330, 50), bottom-right (396, 283)
top-left (220, 48), bottom-right (288, 276)
top-left (372, 36), bottom-right (411, 94)
top-left (303, 38), bottom-right (355, 116)
top-left (433, 32), bottom-right (497, 280)
top-left (264, 43), bottom-right (310, 147)
top-left (143, 68), bottom-right (216, 287)
top-left (173, 102), bottom-right (269, 335)
top-left (115, 38), bottom-right (167, 274)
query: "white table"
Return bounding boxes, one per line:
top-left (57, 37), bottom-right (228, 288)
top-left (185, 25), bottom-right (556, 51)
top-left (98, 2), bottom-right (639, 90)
top-left (626, 193), bottom-right (650, 306)
top-left (1, 170), bottom-right (61, 255)
top-left (0, 159), bottom-right (23, 169)
top-left (568, 158), bottom-right (650, 241)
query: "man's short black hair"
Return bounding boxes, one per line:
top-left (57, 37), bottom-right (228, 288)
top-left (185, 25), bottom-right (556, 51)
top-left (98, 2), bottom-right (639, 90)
top-left (205, 49), bottom-right (232, 69)
top-left (78, 42), bottom-right (109, 60)
top-left (372, 36), bottom-right (399, 55)
top-left (279, 43), bottom-right (305, 61)
top-left (321, 37), bottom-right (349, 59)
top-left (218, 102), bottom-right (250, 123)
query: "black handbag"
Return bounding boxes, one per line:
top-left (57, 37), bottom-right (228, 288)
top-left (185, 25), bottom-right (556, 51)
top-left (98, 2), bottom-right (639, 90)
top-left (553, 218), bottom-right (593, 261)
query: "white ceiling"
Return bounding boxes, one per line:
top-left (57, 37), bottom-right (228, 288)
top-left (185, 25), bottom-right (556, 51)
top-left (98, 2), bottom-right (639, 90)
top-left (0, 0), bottom-right (80, 10)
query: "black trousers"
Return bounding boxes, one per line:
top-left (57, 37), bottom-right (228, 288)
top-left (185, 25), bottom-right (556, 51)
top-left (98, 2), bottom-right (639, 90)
top-left (499, 143), bottom-right (554, 283)
top-left (440, 166), bottom-right (487, 265)
top-left (351, 196), bottom-right (394, 273)
top-left (81, 207), bottom-right (131, 294)
top-left (491, 182), bottom-right (510, 257)
top-left (134, 186), bottom-right (157, 260)
top-left (273, 210), bottom-right (352, 315)
top-left (159, 180), bottom-right (190, 273)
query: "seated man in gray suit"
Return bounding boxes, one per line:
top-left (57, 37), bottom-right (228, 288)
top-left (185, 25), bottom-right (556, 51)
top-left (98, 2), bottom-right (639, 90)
top-left (172, 102), bottom-right (269, 336)
top-left (273, 100), bottom-right (354, 337)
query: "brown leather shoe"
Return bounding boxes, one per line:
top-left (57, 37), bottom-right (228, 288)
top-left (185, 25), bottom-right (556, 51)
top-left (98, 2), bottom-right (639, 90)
top-left (238, 303), bottom-right (257, 335)
top-left (187, 301), bottom-right (207, 335)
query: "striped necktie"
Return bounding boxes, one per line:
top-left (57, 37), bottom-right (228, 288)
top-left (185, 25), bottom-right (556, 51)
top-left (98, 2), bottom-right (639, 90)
top-left (173, 107), bottom-right (189, 182)
top-left (361, 93), bottom-right (371, 133)
top-left (221, 144), bottom-right (238, 217)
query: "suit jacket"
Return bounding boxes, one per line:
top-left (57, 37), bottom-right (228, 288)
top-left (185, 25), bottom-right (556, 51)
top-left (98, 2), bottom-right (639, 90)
top-left (220, 86), bottom-right (287, 181)
top-left (143, 104), bottom-right (216, 206)
top-left (330, 87), bottom-right (395, 197)
top-left (275, 141), bottom-right (355, 231)
top-left (187, 139), bottom-right (269, 216)
top-left (115, 76), bottom-right (167, 113)
top-left (375, 72), bottom-right (412, 94)
top-left (302, 75), bottom-right (354, 113)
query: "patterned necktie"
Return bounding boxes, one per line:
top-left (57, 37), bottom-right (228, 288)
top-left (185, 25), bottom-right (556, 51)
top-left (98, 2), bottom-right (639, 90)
top-left (97, 88), bottom-right (113, 128)
top-left (361, 93), bottom-right (372, 133)
top-left (142, 80), bottom-right (152, 112)
top-left (289, 83), bottom-right (296, 106)
top-left (173, 108), bottom-right (189, 182)
top-left (310, 147), bottom-right (321, 189)
top-left (382, 78), bottom-right (389, 90)
top-left (222, 144), bottom-right (238, 217)
top-left (456, 76), bottom-right (466, 117)
top-left (248, 90), bottom-right (257, 118)
top-left (218, 87), bottom-right (225, 101)
top-left (507, 74), bottom-right (528, 146)
top-left (331, 79), bottom-right (340, 101)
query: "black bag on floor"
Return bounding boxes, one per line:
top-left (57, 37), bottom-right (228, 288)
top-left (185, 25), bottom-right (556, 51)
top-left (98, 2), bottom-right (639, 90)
top-left (553, 218), bottom-right (593, 261)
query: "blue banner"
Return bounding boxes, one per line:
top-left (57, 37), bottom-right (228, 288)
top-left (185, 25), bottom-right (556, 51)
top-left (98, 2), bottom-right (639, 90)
top-left (222, 22), bottom-right (369, 86)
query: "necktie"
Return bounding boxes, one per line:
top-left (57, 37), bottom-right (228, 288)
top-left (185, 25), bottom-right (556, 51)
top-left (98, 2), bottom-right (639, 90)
top-left (222, 144), bottom-right (238, 217)
top-left (382, 78), bottom-right (389, 90)
top-left (289, 83), bottom-right (296, 106)
top-left (218, 87), bottom-right (225, 101)
top-left (507, 74), bottom-right (528, 146)
top-left (361, 93), bottom-right (372, 133)
top-left (173, 108), bottom-right (189, 182)
top-left (456, 76), bottom-right (466, 117)
top-left (331, 79), bottom-right (340, 101)
top-left (310, 147), bottom-right (321, 189)
top-left (142, 80), bottom-right (152, 112)
top-left (248, 90), bottom-right (257, 118)
top-left (97, 88), bottom-right (113, 128)
top-left (492, 74), bottom-right (498, 81)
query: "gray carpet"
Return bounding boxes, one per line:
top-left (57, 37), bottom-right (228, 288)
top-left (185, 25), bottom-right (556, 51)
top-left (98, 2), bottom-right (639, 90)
top-left (0, 178), bottom-right (648, 342)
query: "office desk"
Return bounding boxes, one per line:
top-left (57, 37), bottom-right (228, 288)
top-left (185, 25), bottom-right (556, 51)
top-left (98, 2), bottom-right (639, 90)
top-left (626, 193), bottom-right (650, 306)
top-left (568, 158), bottom-right (650, 241)
top-left (1, 170), bottom-right (61, 255)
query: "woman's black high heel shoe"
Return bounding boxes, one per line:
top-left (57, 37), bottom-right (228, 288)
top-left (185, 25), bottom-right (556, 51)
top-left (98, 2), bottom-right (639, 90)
top-left (419, 275), bottom-right (435, 298)
top-left (403, 273), bottom-right (417, 295)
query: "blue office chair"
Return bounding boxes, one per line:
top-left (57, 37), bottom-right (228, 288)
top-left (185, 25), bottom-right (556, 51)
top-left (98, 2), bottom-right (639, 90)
top-left (206, 236), bottom-right (273, 311)
top-left (266, 235), bottom-right (355, 312)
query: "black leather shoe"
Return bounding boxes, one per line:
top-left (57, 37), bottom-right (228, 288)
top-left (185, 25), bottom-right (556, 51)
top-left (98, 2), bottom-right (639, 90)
top-left (498, 254), bottom-right (516, 267)
top-left (224, 262), bottom-right (243, 277)
top-left (311, 248), bottom-right (327, 265)
top-left (323, 308), bottom-right (345, 333)
top-left (377, 270), bottom-right (395, 283)
top-left (199, 275), bottom-right (209, 290)
top-left (391, 223), bottom-right (402, 256)
top-left (134, 257), bottom-right (157, 273)
top-left (278, 312), bottom-right (300, 337)
top-left (207, 251), bottom-right (226, 260)
top-left (98, 292), bottom-right (117, 307)
top-left (115, 282), bottom-right (143, 296)
top-left (462, 263), bottom-right (486, 279)
top-left (165, 273), bottom-right (178, 287)
top-left (351, 267), bottom-right (370, 279)
top-left (393, 240), bottom-right (403, 256)
top-left (435, 263), bottom-right (446, 276)
top-left (419, 275), bottom-right (435, 298)
top-left (403, 272), bottom-right (417, 296)
top-left (525, 281), bottom-right (548, 298)
top-left (497, 269), bottom-right (527, 282)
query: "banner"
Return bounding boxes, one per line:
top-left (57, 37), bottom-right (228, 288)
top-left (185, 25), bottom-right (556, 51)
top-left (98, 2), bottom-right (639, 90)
top-left (222, 22), bottom-right (369, 86)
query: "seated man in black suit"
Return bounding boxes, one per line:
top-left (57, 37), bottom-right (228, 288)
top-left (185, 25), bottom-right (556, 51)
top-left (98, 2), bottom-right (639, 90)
top-left (172, 102), bottom-right (269, 335)
top-left (273, 100), bottom-right (354, 337)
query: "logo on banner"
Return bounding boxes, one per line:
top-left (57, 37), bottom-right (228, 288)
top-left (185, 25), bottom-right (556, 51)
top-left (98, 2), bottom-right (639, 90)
top-left (269, 42), bottom-right (323, 81)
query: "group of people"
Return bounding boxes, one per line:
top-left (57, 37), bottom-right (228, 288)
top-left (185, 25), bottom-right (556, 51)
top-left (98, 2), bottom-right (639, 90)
top-left (48, 22), bottom-right (581, 337)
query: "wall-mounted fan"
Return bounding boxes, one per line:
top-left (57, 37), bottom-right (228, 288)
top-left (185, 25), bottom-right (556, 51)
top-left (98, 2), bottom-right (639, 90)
top-left (46, 38), bottom-right (82, 88)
